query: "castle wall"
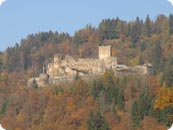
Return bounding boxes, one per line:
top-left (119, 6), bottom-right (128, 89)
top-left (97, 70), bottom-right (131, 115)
top-left (47, 55), bottom-right (117, 78)
top-left (135, 64), bottom-right (154, 75)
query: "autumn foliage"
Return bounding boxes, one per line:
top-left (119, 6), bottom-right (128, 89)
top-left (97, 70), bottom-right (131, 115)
top-left (154, 85), bottom-right (173, 110)
top-left (0, 14), bottom-right (173, 129)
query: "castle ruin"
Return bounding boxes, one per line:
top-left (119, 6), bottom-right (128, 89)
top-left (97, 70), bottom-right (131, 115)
top-left (27, 45), bottom-right (154, 87)
top-left (47, 45), bottom-right (117, 77)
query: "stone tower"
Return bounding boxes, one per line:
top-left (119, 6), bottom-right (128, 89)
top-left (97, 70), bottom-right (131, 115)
top-left (99, 46), bottom-right (111, 60)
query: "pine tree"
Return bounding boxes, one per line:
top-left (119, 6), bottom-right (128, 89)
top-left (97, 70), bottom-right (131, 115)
top-left (87, 111), bottom-right (110, 130)
top-left (151, 41), bottom-right (162, 73)
top-left (131, 87), bottom-right (152, 128)
top-left (169, 14), bottom-right (173, 34)
top-left (130, 17), bottom-right (143, 46)
top-left (161, 55), bottom-right (173, 87)
top-left (145, 15), bottom-right (151, 37)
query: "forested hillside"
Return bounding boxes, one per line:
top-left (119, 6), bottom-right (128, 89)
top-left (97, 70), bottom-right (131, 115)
top-left (0, 14), bottom-right (173, 130)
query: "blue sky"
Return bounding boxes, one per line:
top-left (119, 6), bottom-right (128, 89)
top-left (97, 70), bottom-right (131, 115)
top-left (0, 0), bottom-right (173, 51)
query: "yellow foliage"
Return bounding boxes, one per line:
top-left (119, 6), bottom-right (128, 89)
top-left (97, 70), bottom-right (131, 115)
top-left (154, 84), bottom-right (173, 110)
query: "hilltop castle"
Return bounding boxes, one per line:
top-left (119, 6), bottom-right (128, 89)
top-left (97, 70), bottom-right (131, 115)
top-left (27, 46), bottom-right (154, 87)
top-left (47, 45), bottom-right (117, 77)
